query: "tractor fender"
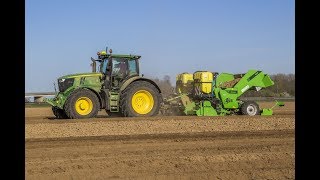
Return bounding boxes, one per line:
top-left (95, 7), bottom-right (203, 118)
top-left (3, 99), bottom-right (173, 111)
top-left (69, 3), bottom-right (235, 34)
top-left (120, 77), bottom-right (162, 94)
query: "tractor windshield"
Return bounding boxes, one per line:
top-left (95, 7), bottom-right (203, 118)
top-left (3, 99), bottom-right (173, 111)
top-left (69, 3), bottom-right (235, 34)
top-left (112, 58), bottom-right (127, 76)
top-left (96, 56), bottom-right (139, 77)
top-left (111, 58), bottom-right (139, 77)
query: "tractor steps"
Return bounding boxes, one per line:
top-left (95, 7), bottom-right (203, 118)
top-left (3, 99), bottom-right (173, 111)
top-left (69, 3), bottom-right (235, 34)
top-left (109, 91), bottom-right (119, 112)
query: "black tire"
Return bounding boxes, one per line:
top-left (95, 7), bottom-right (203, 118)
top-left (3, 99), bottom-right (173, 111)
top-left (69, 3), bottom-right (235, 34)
top-left (52, 106), bottom-right (69, 119)
top-left (240, 101), bottom-right (260, 116)
top-left (64, 89), bottom-right (100, 119)
top-left (120, 81), bottom-right (162, 117)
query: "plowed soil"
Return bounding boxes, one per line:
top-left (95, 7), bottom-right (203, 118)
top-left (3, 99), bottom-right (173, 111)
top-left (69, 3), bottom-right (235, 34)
top-left (25, 102), bottom-right (295, 180)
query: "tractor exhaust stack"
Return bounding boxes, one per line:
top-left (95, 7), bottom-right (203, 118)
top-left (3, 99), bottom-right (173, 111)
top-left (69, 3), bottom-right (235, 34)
top-left (91, 57), bottom-right (96, 72)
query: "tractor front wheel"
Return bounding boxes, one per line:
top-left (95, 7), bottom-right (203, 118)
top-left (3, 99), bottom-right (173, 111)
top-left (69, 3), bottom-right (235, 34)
top-left (52, 106), bottom-right (68, 119)
top-left (64, 89), bottom-right (100, 119)
top-left (241, 101), bottom-right (260, 116)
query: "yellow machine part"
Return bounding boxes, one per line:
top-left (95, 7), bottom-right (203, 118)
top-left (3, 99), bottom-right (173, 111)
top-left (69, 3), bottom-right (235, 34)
top-left (131, 90), bottom-right (154, 115)
top-left (176, 73), bottom-right (194, 84)
top-left (193, 71), bottom-right (213, 94)
top-left (176, 73), bottom-right (194, 94)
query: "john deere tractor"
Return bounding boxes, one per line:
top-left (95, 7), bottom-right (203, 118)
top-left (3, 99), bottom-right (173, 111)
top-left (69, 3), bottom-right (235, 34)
top-left (46, 48), bottom-right (162, 119)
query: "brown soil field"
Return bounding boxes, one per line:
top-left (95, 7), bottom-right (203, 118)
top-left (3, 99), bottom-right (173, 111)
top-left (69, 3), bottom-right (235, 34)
top-left (25, 101), bottom-right (295, 180)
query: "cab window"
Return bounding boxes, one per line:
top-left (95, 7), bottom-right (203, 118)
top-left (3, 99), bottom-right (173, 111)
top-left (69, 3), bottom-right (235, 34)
top-left (128, 59), bottom-right (138, 76)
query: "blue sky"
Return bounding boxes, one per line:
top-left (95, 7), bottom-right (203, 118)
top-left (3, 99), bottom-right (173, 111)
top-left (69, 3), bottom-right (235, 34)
top-left (26, 0), bottom-right (294, 92)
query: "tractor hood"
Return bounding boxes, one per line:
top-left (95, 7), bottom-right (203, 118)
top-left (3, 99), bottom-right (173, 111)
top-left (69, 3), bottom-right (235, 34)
top-left (48, 72), bottom-right (103, 109)
top-left (58, 72), bottom-right (102, 80)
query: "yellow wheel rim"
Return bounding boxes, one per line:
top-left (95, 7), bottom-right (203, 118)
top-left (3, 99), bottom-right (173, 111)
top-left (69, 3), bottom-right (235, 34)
top-left (75, 97), bottom-right (93, 115)
top-left (131, 90), bottom-right (154, 114)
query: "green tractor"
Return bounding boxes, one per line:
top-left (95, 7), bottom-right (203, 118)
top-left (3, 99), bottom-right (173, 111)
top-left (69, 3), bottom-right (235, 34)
top-left (161, 70), bottom-right (284, 116)
top-left (46, 48), bottom-right (162, 119)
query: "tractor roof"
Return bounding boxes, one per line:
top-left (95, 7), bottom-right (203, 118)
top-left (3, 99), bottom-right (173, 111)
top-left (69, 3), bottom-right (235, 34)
top-left (104, 54), bottom-right (141, 59)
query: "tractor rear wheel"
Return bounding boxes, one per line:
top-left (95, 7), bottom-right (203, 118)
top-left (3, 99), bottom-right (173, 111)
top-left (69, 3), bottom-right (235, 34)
top-left (120, 81), bottom-right (161, 117)
top-left (64, 89), bottom-right (100, 119)
top-left (241, 101), bottom-right (260, 116)
top-left (52, 106), bottom-right (68, 119)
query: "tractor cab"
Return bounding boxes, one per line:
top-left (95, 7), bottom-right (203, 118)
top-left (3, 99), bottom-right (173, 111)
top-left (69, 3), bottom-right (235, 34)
top-left (91, 49), bottom-right (141, 90)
